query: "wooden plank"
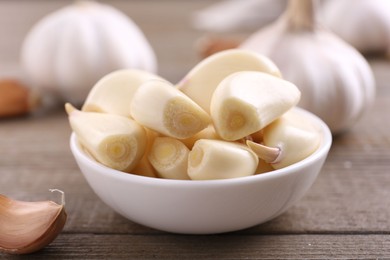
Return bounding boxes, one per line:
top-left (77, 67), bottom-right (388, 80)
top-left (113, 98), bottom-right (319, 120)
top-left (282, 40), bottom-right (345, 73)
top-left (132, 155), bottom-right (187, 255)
top-left (2, 234), bottom-right (389, 259)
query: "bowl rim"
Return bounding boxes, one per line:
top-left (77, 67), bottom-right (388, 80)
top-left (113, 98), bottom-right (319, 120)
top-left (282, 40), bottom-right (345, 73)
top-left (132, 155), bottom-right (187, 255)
top-left (70, 108), bottom-right (332, 187)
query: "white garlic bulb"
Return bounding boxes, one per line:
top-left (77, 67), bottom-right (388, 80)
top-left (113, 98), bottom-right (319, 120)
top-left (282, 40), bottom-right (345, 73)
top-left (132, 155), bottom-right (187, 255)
top-left (21, 1), bottom-right (157, 104)
top-left (192, 0), bottom-right (286, 32)
top-left (240, 0), bottom-right (375, 134)
top-left (322, 0), bottom-right (390, 56)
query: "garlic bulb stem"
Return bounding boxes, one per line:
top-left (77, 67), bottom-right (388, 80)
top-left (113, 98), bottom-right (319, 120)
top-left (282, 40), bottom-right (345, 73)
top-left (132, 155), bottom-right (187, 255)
top-left (286, 0), bottom-right (317, 31)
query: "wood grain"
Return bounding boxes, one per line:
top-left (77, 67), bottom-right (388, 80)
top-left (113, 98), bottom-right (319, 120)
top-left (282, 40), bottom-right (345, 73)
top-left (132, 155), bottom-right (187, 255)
top-left (4, 234), bottom-right (390, 259)
top-left (1, 0), bottom-right (390, 258)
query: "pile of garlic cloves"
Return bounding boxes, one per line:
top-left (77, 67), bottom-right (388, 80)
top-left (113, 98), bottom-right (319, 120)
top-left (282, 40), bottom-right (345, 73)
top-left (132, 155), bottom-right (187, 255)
top-left (67, 49), bottom-right (323, 181)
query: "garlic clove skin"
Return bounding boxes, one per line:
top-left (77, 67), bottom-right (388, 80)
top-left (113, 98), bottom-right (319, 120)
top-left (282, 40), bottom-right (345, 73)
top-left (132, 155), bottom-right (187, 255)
top-left (322, 0), bottom-right (390, 56)
top-left (21, 1), bottom-right (157, 104)
top-left (240, 0), bottom-right (376, 134)
top-left (0, 192), bottom-right (67, 255)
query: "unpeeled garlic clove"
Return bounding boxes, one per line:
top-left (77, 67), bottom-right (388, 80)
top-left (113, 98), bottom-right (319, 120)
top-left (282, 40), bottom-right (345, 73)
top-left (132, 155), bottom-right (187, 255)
top-left (0, 190), bottom-right (67, 254)
top-left (0, 79), bottom-right (40, 118)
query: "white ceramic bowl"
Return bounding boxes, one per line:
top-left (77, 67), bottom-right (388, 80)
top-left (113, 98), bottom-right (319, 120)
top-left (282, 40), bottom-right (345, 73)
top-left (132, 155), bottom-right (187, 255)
top-left (70, 108), bottom-right (332, 234)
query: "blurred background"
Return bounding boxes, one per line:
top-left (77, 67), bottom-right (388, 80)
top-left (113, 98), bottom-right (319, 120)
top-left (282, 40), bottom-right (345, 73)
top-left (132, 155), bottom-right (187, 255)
top-left (0, 0), bottom-right (222, 84)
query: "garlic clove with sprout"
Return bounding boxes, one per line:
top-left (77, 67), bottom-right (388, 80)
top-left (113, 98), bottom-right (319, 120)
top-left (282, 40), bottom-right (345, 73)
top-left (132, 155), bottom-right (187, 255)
top-left (21, 1), bottom-right (157, 104)
top-left (176, 49), bottom-right (281, 114)
top-left (210, 71), bottom-right (301, 141)
top-left (322, 0), bottom-right (390, 56)
top-left (82, 69), bottom-right (163, 117)
top-left (0, 190), bottom-right (67, 255)
top-left (66, 103), bottom-right (146, 172)
top-left (246, 109), bottom-right (322, 169)
top-left (240, 0), bottom-right (376, 134)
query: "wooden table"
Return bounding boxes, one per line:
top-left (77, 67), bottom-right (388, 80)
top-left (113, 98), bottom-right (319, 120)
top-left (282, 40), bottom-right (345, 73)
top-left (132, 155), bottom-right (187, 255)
top-left (1, 1), bottom-right (390, 258)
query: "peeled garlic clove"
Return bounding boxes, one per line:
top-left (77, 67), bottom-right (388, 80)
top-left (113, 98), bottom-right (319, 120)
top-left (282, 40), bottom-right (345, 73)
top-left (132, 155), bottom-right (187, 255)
top-left (176, 49), bottom-right (281, 113)
top-left (247, 109), bottom-right (321, 169)
top-left (188, 139), bottom-right (258, 180)
top-left (130, 80), bottom-right (211, 139)
top-left (210, 71), bottom-right (301, 141)
top-left (0, 190), bottom-right (67, 254)
top-left (66, 103), bottom-right (146, 172)
top-left (131, 128), bottom-right (159, 178)
top-left (82, 69), bottom-right (163, 117)
top-left (148, 137), bottom-right (190, 180)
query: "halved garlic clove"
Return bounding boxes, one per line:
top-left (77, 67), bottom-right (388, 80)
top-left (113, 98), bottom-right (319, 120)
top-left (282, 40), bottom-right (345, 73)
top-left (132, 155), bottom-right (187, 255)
top-left (188, 139), bottom-right (259, 180)
top-left (210, 71), bottom-right (301, 141)
top-left (148, 137), bottom-right (190, 180)
top-left (0, 190), bottom-right (67, 255)
top-left (176, 49), bottom-right (282, 113)
top-left (66, 103), bottom-right (146, 172)
top-left (130, 80), bottom-right (211, 139)
top-left (247, 109), bottom-right (321, 169)
top-left (82, 69), bottom-right (163, 117)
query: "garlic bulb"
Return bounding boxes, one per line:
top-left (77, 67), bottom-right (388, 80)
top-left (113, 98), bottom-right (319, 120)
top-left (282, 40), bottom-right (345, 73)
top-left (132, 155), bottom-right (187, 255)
top-left (21, 1), bottom-right (157, 104)
top-left (322, 0), bottom-right (390, 56)
top-left (192, 0), bottom-right (286, 32)
top-left (240, 0), bottom-right (375, 134)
